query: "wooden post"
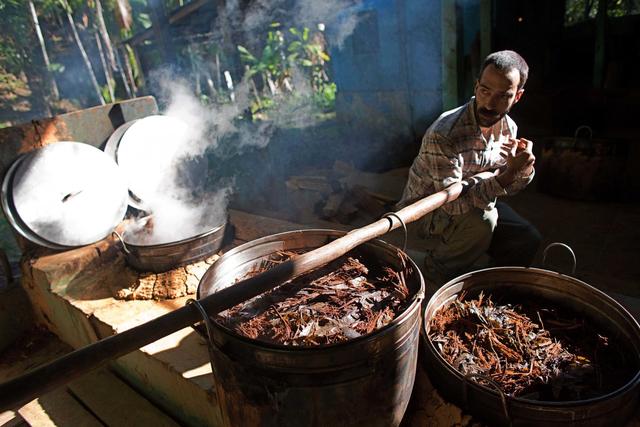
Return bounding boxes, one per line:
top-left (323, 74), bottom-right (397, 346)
top-left (593, 0), bottom-right (607, 88)
top-left (441, 0), bottom-right (459, 110)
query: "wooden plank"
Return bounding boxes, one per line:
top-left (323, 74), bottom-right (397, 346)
top-left (18, 388), bottom-right (101, 427)
top-left (67, 368), bottom-right (180, 427)
top-left (0, 410), bottom-right (27, 427)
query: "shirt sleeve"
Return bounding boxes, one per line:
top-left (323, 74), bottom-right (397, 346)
top-left (399, 124), bottom-right (519, 214)
top-left (503, 168), bottom-right (535, 195)
top-left (417, 132), bottom-right (493, 216)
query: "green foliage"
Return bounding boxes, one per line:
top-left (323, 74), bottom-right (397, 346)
top-left (565, 0), bottom-right (640, 26)
top-left (313, 82), bottom-right (337, 111)
top-left (0, 0), bottom-right (32, 73)
top-left (100, 82), bottom-right (113, 103)
top-left (237, 23), bottom-right (336, 119)
top-left (47, 62), bottom-right (65, 73)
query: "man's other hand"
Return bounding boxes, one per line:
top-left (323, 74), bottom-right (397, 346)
top-left (497, 138), bottom-right (535, 187)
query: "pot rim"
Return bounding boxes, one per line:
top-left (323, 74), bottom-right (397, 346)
top-left (422, 266), bottom-right (640, 407)
top-left (122, 217), bottom-right (227, 249)
top-left (197, 228), bottom-right (425, 352)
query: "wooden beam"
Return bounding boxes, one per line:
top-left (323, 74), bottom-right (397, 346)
top-left (168, 0), bottom-right (209, 25)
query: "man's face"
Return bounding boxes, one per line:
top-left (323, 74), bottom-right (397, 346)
top-left (474, 64), bottom-right (524, 127)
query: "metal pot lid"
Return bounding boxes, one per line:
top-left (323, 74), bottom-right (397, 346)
top-left (115, 115), bottom-right (189, 204)
top-left (10, 141), bottom-right (129, 247)
top-left (103, 119), bottom-right (145, 210)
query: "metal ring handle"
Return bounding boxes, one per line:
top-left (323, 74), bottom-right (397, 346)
top-left (542, 242), bottom-right (577, 275)
top-left (381, 212), bottom-right (407, 252)
top-left (111, 230), bottom-right (130, 254)
top-left (573, 125), bottom-right (593, 141)
top-left (462, 373), bottom-right (512, 427)
top-left (186, 299), bottom-right (220, 377)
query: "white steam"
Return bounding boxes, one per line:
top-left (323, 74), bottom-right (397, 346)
top-left (123, 0), bottom-right (365, 244)
top-left (215, 0), bottom-right (362, 50)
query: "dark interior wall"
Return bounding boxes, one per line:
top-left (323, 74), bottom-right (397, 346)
top-left (492, 0), bottom-right (640, 140)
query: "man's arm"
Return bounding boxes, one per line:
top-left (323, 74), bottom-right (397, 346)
top-left (419, 132), bottom-right (505, 215)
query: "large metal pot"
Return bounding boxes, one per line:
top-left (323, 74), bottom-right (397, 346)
top-left (422, 266), bottom-right (640, 427)
top-left (196, 229), bottom-right (425, 427)
top-left (113, 217), bottom-right (229, 273)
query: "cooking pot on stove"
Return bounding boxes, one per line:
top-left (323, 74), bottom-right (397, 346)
top-left (1, 141), bottom-right (129, 250)
top-left (105, 114), bottom-right (230, 272)
top-left (1, 115), bottom-right (230, 273)
top-left (112, 216), bottom-right (229, 273)
top-left (195, 229), bottom-right (425, 427)
top-left (422, 248), bottom-right (640, 427)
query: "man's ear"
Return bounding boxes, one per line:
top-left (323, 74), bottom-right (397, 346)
top-left (514, 88), bottom-right (525, 103)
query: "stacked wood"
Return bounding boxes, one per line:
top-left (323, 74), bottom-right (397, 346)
top-left (284, 162), bottom-right (409, 225)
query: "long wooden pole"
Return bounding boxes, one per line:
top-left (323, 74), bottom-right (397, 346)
top-left (0, 174), bottom-right (489, 411)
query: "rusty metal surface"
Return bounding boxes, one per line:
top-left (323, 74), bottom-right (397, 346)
top-left (0, 97), bottom-right (158, 180)
top-left (197, 229), bottom-right (425, 427)
top-left (422, 267), bottom-right (640, 427)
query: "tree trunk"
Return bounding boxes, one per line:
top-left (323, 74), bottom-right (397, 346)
top-left (95, 33), bottom-right (114, 102)
top-left (114, 47), bottom-right (133, 98)
top-left (61, 0), bottom-right (105, 105)
top-left (27, 0), bottom-right (60, 101)
top-left (120, 45), bottom-right (138, 96)
top-left (94, 0), bottom-right (117, 71)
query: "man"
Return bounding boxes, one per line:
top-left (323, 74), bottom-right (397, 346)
top-left (399, 50), bottom-right (541, 287)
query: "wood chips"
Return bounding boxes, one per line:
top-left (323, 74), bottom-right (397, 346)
top-left (428, 292), bottom-right (630, 400)
top-left (217, 250), bottom-right (411, 346)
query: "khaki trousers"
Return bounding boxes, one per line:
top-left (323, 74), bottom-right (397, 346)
top-left (418, 202), bottom-right (541, 290)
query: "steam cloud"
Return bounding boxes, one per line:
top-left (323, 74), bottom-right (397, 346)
top-left (217, 0), bottom-right (362, 50)
top-left (124, 0), bottom-right (364, 245)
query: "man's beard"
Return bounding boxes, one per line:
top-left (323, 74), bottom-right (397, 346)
top-left (475, 106), bottom-right (508, 127)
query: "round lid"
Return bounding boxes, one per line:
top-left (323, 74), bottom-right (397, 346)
top-left (115, 115), bottom-right (189, 204)
top-left (11, 141), bottom-right (129, 247)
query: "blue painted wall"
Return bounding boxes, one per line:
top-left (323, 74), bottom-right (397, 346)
top-left (330, 0), bottom-right (443, 146)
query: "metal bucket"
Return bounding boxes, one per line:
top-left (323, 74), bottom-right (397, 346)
top-left (113, 218), bottom-right (229, 273)
top-left (196, 229), bottom-right (425, 427)
top-left (422, 267), bottom-right (640, 427)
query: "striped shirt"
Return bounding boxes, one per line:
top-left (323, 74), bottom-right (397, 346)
top-left (399, 98), bottom-right (533, 215)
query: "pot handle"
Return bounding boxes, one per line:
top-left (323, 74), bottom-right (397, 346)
top-left (462, 373), bottom-right (512, 427)
top-left (185, 299), bottom-right (221, 378)
top-left (542, 242), bottom-right (576, 276)
top-left (111, 230), bottom-right (131, 254)
top-left (572, 125), bottom-right (593, 149)
top-left (381, 212), bottom-right (407, 253)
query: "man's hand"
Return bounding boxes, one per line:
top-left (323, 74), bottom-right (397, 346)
top-left (497, 138), bottom-right (535, 187)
